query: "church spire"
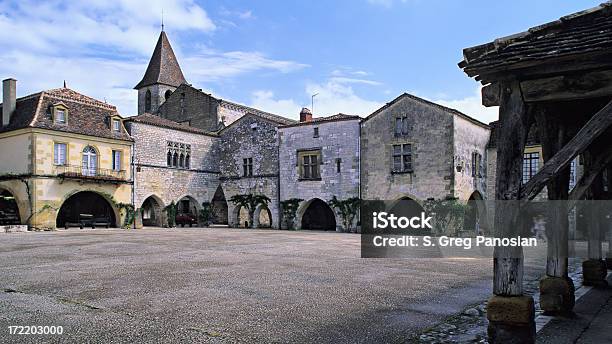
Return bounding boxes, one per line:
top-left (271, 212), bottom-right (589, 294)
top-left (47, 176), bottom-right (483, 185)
top-left (134, 30), bottom-right (187, 90)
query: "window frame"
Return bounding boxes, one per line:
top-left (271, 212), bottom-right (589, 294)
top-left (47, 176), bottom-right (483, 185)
top-left (394, 116), bottom-right (410, 137)
top-left (53, 142), bottom-right (67, 166)
top-left (391, 143), bottom-right (413, 173)
top-left (522, 152), bottom-right (540, 184)
top-left (112, 150), bottom-right (122, 171)
top-left (112, 119), bottom-right (121, 132)
top-left (297, 149), bottom-right (322, 180)
top-left (243, 157), bottom-right (253, 177)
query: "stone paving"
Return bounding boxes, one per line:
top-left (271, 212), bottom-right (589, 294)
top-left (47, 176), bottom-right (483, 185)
top-left (0, 228), bottom-right (556, 343)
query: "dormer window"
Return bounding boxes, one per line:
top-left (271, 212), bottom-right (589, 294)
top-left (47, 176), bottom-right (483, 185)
top-left (113, 119), bottom-right (121, 132)
top-left (53, 104), bottom-right (68, 124)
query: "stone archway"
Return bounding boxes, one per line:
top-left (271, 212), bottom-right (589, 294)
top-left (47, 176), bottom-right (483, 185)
top-left (56, 191), bottom-right (117, 229)
top-left (0, 189), bottom-right (21, 225)
top-left (140, 195), bottom-right (165, 227)
top-left (253, 204), bottom-right (272, 228)
top-left (389, 196), bottom-right (427, 234)
top-left (466, 190), bottom-right (488, 235)
top-left (299, 198), bottom-right (337, 231)
top-left (211, 185), bottom-right (228, 225)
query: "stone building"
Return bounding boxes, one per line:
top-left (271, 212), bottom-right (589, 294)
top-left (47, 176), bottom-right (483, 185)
top-left (124, 113), bottom-right (220, 227)
top-left (134, 31), bottom-right (187, 116)
top-left (360, 93), bottom-right (490, 232)
top-left (217, 112), bottom-right (295, 229)
top-left (0, 79), bottom-right (133, 230)
top-left (278, 109), bottom-right (361, 231)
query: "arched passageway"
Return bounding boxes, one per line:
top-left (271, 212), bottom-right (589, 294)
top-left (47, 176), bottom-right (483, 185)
top-left (56, 191), bottom-right (116, 229)
top-left (141, 196), bottom-right (164, 227)
top-left (237, 206), bottom-right (250, 228)
top-left (176, 196), bottom-right (198, 227)
top-left (389, 196), bottom-right (427, 234)
top-left (0, 189), bottom-right (21, 225)
top-left (465, 191), bottom-right (487, 235)
top-left (211, 186), bottom-right (228, 225)
top-left (301, 199), bottom-right (336, 231)
top-left (257, 207), bottom-right (272, 228)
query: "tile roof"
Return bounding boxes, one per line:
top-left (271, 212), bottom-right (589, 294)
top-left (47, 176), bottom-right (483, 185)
top-left (278, 113), bottom-right (361, 128)
top-left (459, 2), bottom-right (612, 81)
top-left (0, 87), bottom-right (132, 141)
top-left (134, 31), bottom-right (187, 89)
top-left (219, 100), bottom-right (296, 126)
top-left (124, 113), bottom-right (218, 136)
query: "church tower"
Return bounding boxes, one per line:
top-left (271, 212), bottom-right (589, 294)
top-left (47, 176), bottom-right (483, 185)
top-left (134, 30), bottom-right (187, 115)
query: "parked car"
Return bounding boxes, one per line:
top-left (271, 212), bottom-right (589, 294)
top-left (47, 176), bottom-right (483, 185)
top-left (175, 213), bottom-right (197, 227)
top-left (65, 213), bottom-right (111, 229)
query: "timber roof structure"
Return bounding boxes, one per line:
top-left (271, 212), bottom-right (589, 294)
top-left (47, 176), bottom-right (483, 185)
top-left (459, 2), bottom-right (612, 83)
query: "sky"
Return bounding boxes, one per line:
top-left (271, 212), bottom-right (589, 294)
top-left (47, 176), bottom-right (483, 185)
top-left (0, 0), bottom-right (603, 123)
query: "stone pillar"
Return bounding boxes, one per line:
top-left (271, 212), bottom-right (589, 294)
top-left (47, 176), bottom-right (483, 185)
top-left (487, 80), bottom-right (535, 344)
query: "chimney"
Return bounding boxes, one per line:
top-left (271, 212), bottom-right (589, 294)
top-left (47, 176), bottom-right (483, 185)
top-left (3, 78), bottom-right (16, 127)
top-left (300, 107), bottom-right (312, 122)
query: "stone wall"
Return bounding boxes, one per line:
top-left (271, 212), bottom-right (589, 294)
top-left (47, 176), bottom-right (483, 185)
top-left (279, 118), bottom-right (360, 231)
top-left (127, 121), bottom-right (220, 223)
top-left (157, 84), bottom-right (220, 132)
top-left (217, 114), bottom-right (281, 228)
top-left (137, 84), bottom-right (176, 115)
top-left (361, 95), bottom-right (455, 203)
top-left (452, 115), bottom-right (490, 201)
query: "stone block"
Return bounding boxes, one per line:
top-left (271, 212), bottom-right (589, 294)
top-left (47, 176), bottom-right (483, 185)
top-left (486, 295), bottom-right (535, 324)
top-left (583, 259), bottom-right (608, 287)
top-left (539, 275), bottom-right (575, 314)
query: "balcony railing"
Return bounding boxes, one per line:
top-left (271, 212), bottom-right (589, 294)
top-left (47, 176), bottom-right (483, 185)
top-left (55, 165), bottom-right (127, 182)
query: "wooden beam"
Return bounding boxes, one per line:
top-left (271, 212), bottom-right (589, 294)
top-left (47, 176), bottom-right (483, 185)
top-left (521, 70), bottom-right (612, 103)
top-left (520, 99), bottom-right (612, 201)
top-left (482, 82), bottom-right (501, 107)
top-left (568, 142), bottom-right (612, 208)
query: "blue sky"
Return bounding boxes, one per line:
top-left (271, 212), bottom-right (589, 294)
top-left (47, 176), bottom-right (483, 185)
top-left (0, 0), bottom-right (602, 122)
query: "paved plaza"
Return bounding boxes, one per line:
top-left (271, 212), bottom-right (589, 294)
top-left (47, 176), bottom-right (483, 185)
top-left (0, 228), bottom-right (498, 343)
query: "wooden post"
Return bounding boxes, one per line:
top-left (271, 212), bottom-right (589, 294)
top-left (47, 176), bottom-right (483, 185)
top-left (487, 80), bottom-right (535, 344)
top-left (606, 165), bottom-right (612, 269)
top-left (582, 151), bottom-right (608, 287)
top-left (534, 106), bottom-right (575, 314)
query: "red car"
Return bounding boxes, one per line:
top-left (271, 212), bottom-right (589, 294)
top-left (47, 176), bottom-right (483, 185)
top-left (175, 213), bottom-right (197, 227)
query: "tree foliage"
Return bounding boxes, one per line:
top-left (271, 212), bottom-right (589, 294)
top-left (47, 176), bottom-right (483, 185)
top-left (164, 201), bottom-right (177, 228)
top-left (423, 198), bottom-right (467, 235)
top-left (280, 198), bottom-right (303, 230)
top-left (229, 194), bottom-right (271, 228)
top-left (199, 201), bottom-right (212, 226)
top-left (328, 196), bottom-right (360, 233)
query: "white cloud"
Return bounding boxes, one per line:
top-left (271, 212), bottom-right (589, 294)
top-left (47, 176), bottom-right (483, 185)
top-left (183, 51), bottom-right (309, 82)
top-left (250, 76), bottom-right (384, 119)
top-left (432, 87), bottom-right (499, 124)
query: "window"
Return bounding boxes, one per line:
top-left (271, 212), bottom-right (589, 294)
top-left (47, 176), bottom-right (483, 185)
top-left (55, 109), bottom-right (66, 124)
top-left (472, 152), bottom-right (483, 178)
top-left (82, 146), bottom-right (97, 176)
top-left (336, 158), bottom-right (341, 173)
top-left (313, 127), bottom-right (319, 138)
top-left (165, 90), bottom-right (172, 100)
top-left (243, 158), bottom-right (253, 177)
top-left (392, 144), bottom-right (413, 173)
top-left (522, 152), bottom-right (539, 184)
top-left (112, 119), bottom-right (120, 132)
top-left (112, 150), bottom-right (122, 171)
top-left (167, 141), bottom-right (191, 169)
top-left (298, 150), bottom-right (321, 180)
top-left (54, 143), bottom-right (67, 165)
top-left (145, 90), bottom-right (152, 112)
top-left (394, 116), bottom-right (410, 137)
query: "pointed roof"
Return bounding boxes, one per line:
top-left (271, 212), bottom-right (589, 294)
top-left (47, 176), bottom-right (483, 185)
top-left (134, 31), bottom-right (187, 89)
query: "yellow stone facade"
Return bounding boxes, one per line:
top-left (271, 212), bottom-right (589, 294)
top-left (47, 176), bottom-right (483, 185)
top-left (0, 128), bottom-right (132, 230)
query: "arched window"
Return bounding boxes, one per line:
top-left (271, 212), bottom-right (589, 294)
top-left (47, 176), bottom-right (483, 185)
top-left (185, 154), bottom-right (190, 169)
top-left (165, 90), bottom-right (172, 100)
top-left (179, 153), bottom-right (185, 168)
top-left (172, 152), bottom-right (178, 167)
top-left (145, 90), bottom-right (152, 113)
top-left (82, 146), bottom-right (97, 176)
top-left (167, 151), bottom-right (172, 167)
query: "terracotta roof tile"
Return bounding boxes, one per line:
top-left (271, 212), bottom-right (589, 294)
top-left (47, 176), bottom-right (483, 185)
top-left (124, 113), bottom-right (218, 136)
